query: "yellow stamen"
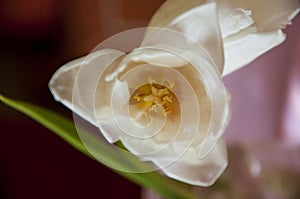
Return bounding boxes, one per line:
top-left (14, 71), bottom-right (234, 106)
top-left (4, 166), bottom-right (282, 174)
top-left (129, 77), bottom-right (177, 117)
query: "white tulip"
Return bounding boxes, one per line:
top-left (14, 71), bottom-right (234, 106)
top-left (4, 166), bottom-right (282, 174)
top-left (49, 0), bottom-right (299, 186)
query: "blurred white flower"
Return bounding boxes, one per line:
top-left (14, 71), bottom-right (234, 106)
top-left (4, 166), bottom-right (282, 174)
top-left (49, 0), bottom-right (299, 186)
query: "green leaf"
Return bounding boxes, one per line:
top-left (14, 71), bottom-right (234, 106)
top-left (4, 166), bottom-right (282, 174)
top-left (0, 95), bottom-right (195, 199)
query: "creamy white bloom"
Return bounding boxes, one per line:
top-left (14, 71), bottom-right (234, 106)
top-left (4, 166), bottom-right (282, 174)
top-left (49, 0), bottom-right (299, 186)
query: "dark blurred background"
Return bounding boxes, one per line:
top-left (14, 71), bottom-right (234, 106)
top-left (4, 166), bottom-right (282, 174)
top-left (0, 0), bottom-right (165, 198)
top-left (1, 0), bottom-right (300, 199)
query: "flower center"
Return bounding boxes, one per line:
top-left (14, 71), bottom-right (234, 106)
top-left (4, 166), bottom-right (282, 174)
top-left (129, 77), bottom-right (178, 118)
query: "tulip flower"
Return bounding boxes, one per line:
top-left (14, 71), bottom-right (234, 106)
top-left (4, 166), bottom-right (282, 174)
top-left (49, 0), bottom-right (299, 186)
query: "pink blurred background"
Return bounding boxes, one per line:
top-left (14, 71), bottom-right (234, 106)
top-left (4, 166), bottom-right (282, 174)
top-left (224, 14), bottom-right (300, 145)
top-left (0, 0), bottom-right (299, 198)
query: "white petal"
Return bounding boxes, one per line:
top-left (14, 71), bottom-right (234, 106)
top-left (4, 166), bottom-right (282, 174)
top-left (218, 6), bottom-right (254, 38)
top-left (96, 106), bottom-right (122, 143)
top-left (49, 49), bottom-right (125, 129)
top-left (222, 28), bottom-right (286, 76)
top-left (157, 137), bottom-right (228, 186)
top-left (126, 46), bottom-right (188, 68)
top-left (218, 0), bottom-right (299, 76)
top-left (145, 0), bottom-right (224, 74)
top-left (218, 0), bottom-right (300, 31)
top-left (49, 56), bottom-right (84, 115)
